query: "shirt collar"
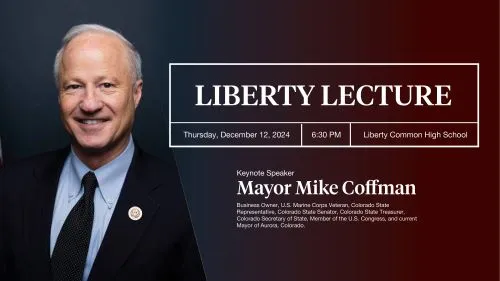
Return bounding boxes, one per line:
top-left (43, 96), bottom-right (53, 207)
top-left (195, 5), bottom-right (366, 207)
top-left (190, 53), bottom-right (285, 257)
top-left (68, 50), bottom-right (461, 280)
top-left (69, 136), bottom-right (135, 208)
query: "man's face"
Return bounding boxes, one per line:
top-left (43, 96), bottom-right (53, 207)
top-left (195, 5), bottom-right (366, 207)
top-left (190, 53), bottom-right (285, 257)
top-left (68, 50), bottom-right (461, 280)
top-left (58, 32), bottom-right (142, 158)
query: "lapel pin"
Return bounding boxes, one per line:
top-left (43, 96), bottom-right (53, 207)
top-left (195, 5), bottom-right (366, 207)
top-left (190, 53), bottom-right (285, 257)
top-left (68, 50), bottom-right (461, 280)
top-left (128, 206), bottom-right (143, 221)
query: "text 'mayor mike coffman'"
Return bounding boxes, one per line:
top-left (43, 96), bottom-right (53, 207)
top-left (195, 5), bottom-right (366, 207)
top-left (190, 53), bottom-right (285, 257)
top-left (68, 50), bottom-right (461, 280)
top-left (195, 84), bottom-right (452, 106)
top-left (237, 179), bottom-right (416, 199)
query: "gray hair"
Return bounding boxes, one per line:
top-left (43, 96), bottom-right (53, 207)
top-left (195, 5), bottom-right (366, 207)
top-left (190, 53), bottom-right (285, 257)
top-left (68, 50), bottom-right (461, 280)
top-left (54, 24), bottom-right (142, 87)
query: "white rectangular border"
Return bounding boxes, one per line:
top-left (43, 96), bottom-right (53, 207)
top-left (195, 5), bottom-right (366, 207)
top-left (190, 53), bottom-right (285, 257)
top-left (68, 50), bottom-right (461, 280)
top-left (169, 63), bottom-right (479, 148)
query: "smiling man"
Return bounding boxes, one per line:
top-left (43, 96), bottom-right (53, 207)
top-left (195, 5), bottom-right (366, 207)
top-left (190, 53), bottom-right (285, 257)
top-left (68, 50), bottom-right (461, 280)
top-left (57, 28), bottom-right (143, 170)
top-left (0, 24), bottom-right (205, 281)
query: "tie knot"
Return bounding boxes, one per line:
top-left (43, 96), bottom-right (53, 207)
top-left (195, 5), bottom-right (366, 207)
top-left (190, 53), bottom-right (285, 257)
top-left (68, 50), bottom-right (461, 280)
top-left (82, 171), bottom-right (98, 193)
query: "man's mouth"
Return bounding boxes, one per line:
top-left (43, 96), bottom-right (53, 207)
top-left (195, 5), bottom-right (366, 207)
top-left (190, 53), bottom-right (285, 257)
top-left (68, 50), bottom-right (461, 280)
top-left (76, 118), bottom-right (109, 125)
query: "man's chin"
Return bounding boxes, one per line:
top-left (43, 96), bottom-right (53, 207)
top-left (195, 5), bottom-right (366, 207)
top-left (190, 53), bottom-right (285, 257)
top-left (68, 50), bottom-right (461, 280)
top-left (77, 145), bottom-right (108, 155)
top-left (72, 139), bottom-right (110, 155)
top-left (70, 134), bottom-right (131, 163)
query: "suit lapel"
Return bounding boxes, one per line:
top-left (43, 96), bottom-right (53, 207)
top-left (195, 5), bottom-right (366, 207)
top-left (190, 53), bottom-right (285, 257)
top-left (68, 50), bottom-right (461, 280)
top-left (89, 148), bottom-right (160, 281)
top-left (26, 148), bottom-right (69, 280)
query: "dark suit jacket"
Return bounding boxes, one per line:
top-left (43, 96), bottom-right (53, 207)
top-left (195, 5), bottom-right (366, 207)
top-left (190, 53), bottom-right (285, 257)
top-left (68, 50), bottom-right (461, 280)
top-left (0, 146), bottom-right (206, 281)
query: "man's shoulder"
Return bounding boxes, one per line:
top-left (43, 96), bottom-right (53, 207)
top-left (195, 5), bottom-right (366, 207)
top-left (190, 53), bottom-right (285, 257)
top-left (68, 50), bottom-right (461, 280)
top-left (0, 147), bottom-right (69, 201)
top-left (131, 148), bottom-right (187, 205)
top-left (132, 147), bottom-right (180, 181)
top-left (0, 147), bottom-right (69, 178)
top-left (15, 148), bottom-right (68, 166)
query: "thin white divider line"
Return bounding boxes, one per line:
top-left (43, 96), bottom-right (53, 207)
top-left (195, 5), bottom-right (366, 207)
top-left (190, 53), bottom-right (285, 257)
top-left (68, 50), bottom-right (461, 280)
top-left (169, 63), bottom-right (479, 66)
top-left (170, 145), bottom-right (479, 148)
top-left (171, 121), bottom-right (478, 124)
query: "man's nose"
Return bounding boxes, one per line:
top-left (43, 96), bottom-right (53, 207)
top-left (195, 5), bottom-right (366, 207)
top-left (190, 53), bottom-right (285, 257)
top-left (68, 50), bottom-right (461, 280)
top-left (79, 86), bottom-right (103, 112)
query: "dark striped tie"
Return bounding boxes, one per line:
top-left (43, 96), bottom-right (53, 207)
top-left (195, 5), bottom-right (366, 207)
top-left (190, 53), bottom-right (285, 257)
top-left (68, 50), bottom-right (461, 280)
top-left (51, 171), bottom-right (98, 281)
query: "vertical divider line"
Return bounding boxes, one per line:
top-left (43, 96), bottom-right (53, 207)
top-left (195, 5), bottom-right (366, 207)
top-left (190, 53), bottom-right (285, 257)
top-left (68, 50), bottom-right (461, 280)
top-left (301, 123), bottom-right (303, 146)
top-left (349, 123), bottom-right (352, 146)
top-left (476, 63), bottom-right (480, 147)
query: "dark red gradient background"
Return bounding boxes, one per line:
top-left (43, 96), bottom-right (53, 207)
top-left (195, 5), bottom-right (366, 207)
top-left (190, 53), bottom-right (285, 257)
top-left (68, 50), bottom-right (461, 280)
top-left (172, 1), bottom-right (499, 281)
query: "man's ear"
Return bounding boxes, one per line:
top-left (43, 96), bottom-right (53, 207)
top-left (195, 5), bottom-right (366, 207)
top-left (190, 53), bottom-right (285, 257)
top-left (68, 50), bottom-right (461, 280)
top-left (133, 80), bottom-right (143, 108)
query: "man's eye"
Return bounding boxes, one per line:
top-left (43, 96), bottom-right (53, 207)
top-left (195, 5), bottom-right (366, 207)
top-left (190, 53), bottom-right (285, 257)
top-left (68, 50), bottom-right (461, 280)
top-left (101, 83), bottom-right (114, 88)
top-left (66, 84), bottom-right (81, 90)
